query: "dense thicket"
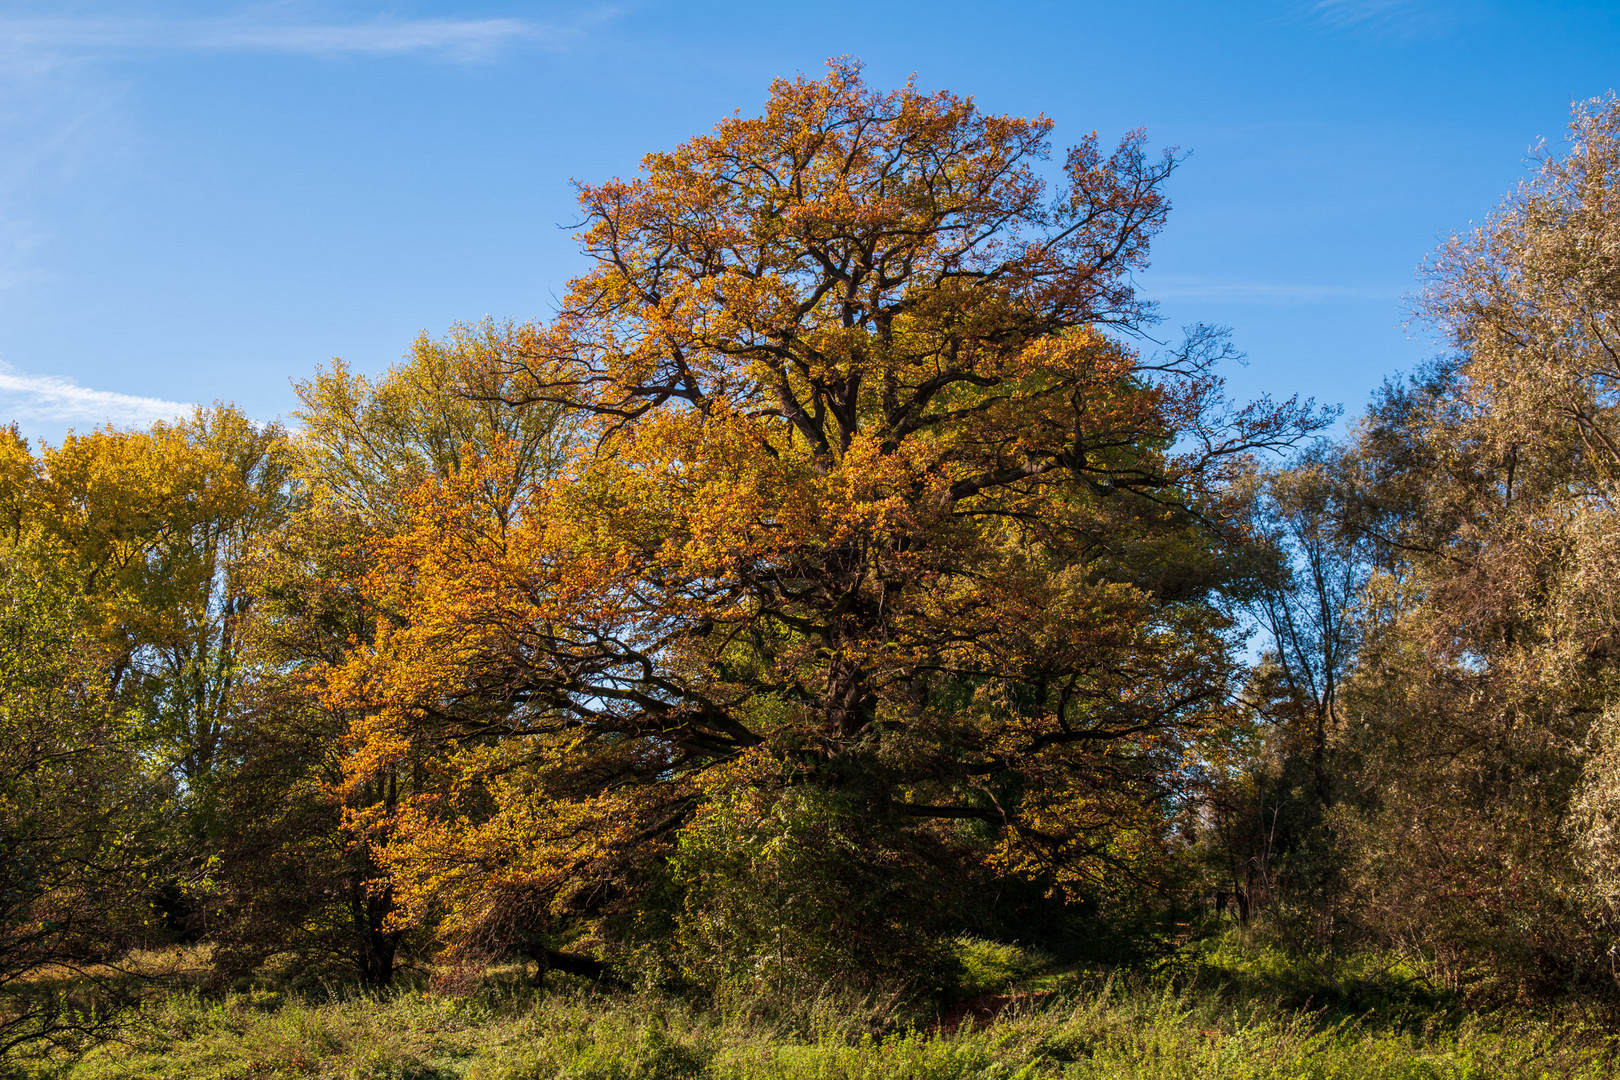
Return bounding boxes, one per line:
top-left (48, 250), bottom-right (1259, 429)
top-left (10, 71), bottom-right (1620, 1066)
top-left (1209, 93), bottom-right (1620, 1001)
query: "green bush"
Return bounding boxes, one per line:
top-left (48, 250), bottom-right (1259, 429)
top-left (665, 785), bottom-right (958, 1004)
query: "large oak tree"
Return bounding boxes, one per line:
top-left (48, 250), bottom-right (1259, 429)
top-left (325, 61), bottom-right (1324, 972)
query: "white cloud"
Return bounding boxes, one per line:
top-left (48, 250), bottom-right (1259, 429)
top-left (0, 363), bottom-right (190, 429)
top-left (0, 12), bottom-right (595, 62)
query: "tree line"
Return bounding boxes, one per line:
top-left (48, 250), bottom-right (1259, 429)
top-left (7, 60), bottom-right (1620, 1055)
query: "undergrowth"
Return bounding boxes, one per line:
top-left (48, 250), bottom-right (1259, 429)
top-left (6, 930), bottom-right (1617, 1078)
top-left (9, 970), bottom-right (1615, 1079)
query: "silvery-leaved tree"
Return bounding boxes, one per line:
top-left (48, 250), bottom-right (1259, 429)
top-left (1334, 94), bottom-right (1620, 995)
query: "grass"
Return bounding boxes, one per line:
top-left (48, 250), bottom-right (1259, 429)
top-left (11, 958), bottom-right (1618, 1080)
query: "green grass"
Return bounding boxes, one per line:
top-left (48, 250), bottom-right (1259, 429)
top-left (14, 969), bottom-right (1617, 1080)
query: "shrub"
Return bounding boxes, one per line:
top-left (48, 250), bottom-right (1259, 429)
top-left (666, 784), bottom-right (958, 1004)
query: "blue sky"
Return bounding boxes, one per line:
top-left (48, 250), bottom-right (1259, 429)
top-left (1, 0), bottom-right (1618, 443)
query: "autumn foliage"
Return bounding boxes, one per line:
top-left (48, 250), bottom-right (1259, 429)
top-left (20, 66), bottom-right (1620, 1050)
top-left (312, 60), bottom-right (1323, 977)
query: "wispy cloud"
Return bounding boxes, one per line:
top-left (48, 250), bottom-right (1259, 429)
top-left (1313, 0), bottom-right (1413, 26)
top-left (0, 12), bottom-right (594, 61)
top-left (0, 5), bottom-right (608, 290)
top-left (1306, 0), bottom-right (1457, 37)
top-left (1146, 276), bottom-right (1397, 304)
top-left (0, 363), bottom-right (190, 429)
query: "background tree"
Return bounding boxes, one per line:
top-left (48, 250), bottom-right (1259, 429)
top-left (0, 490), bottom-right (156, 1062)
top-left (1199, 447), bottom-right (1368, 940)
top-left (26, 411), bottom-right (288, 778)
top-left (0, 408), bottom-right (298, 962)
top-left (1321, 95), bottom-right (1620, 996)
top-left (1245, 447), bottom-right (1366, 808)
top-left (205, 322), bottom-right (572, 987)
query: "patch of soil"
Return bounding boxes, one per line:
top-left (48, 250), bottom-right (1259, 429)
top-left (933, 991), bottom-right (1057, 1034)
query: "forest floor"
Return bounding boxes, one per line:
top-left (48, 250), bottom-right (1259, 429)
top-left (11, 936), bottom-right (1620, 1079)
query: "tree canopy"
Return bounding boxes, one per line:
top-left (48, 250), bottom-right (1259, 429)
top-left (314, 61), bottom-right (1325, 974)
